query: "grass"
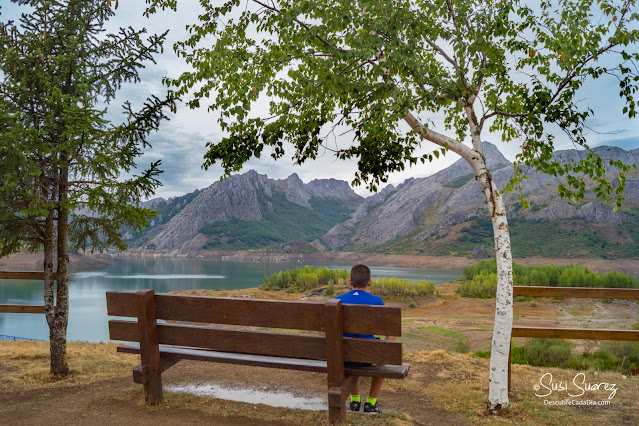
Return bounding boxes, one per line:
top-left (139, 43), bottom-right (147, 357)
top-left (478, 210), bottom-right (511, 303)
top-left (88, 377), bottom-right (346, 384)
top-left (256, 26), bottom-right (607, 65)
top-left (0, 341), bottom-right (138, 392)
top-left (417, 326), bottom-right (466, 340)
top-left (2, 338), bottom-right (638, 425)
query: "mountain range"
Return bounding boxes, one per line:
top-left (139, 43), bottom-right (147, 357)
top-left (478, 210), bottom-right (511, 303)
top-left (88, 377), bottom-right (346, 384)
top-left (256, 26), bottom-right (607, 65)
top-left (128, 143), bottom-right (639, 259)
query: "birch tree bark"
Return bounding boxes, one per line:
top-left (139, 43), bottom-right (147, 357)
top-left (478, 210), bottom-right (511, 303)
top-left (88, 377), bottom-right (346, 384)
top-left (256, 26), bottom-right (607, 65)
top-left (405, 110), bottom-right (513, 409)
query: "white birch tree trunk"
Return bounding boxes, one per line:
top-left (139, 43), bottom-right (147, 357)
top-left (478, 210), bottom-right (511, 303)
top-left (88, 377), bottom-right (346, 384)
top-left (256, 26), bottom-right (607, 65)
top-left (404, 111), bottom-right (514, 411)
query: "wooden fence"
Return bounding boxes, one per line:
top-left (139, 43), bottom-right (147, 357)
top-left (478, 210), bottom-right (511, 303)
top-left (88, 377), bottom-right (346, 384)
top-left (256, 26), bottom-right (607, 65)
top-left (508, 285), bottom-right (639, 393)
top-left (0, 271), bottom-right (56, 314)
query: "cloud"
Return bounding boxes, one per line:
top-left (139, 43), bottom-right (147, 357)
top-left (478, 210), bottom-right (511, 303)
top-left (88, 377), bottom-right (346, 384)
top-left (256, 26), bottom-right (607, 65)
top-left (3, 1), bottom-right (638, 202)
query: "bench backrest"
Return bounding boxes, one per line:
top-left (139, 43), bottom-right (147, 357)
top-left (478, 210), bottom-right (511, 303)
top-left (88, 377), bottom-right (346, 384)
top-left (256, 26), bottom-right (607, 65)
top-left (107, 290), bottom-right (403, 365)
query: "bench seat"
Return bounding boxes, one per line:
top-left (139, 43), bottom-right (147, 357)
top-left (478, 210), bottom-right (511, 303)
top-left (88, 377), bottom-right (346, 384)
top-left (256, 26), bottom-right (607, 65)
top-left (118, 343), bottom-right (410, 379)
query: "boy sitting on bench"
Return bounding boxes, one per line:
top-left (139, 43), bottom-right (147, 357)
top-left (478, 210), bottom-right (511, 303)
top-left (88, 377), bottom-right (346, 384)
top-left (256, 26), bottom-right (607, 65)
top-left (336, 264), bottom-right (395, 413)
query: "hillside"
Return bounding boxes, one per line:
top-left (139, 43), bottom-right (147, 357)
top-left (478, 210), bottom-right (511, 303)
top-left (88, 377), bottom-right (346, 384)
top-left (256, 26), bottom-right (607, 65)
top-left (129, 143), bottom-right (639, 258)
top-left (129, 171), bottom-right (362, 251)
top-left (324, 143), bottom-right (639, 258)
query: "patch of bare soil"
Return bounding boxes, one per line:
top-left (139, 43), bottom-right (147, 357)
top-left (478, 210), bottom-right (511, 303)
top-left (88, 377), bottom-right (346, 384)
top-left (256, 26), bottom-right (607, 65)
top-left (0, 377), bottom-right (275, 425)
top-left (0, 251), bottom-right (113, 272)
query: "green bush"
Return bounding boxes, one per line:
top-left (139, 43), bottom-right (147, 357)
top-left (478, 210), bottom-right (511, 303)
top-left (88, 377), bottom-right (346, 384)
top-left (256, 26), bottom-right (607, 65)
top-left (456, 271), bottom-right (497, 298)
top-left (371, 277), bottom-right (435, 298)
top-left (409, 301), bottom-right (417, 308)
top-left (262, 266), bottom-right (435, 298)
top-left (526, 338), bottom-right (574, 368)
top-left (458, 260), bottom-right (639, 298)
top-left (322, 280), bottom-right (335, 296)
top-left (262, 266), bottom-right (349, 292)
top-left (454, 337), bottom-right (471, 353)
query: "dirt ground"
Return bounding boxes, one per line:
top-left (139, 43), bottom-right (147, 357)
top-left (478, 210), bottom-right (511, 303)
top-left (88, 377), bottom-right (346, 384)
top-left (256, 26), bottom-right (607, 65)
top-left (1, 267), bottom-right (638, 424)
top-left (3, 250), bottom-right (638, 275)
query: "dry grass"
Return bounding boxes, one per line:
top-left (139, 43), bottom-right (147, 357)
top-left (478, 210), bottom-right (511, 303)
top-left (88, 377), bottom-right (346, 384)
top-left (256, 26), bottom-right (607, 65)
top-left (0, 340), bottom-right (138, 392)
top-left (2, 340), bottom-right (637, 425)
top-left (117, 390), bottom-right (414, 426)
top-left (404, 350), bottom-right (638, 425)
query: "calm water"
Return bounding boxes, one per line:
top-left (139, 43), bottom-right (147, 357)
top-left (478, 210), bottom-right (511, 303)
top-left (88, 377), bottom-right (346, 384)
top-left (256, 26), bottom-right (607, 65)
top-left (0, 256), bottom-right (461, 342)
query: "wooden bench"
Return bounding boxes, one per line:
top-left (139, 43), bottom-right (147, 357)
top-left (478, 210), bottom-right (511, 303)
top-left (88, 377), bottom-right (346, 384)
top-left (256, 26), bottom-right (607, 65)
top-left (106, 289), bottom-right (409, 424)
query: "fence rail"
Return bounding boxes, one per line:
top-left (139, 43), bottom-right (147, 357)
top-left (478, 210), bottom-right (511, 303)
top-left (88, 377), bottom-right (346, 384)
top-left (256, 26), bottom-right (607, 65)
top-left (514, 285), bottom-right (639, 299)
top-left (508, 285), bottom-right (639, 394)
top-left (0, 334), bottom-right (47, 342)
top-left (0, 271), bottom-right (56, 280)
top-left (0, 305), bottom-right (46, 314)
top-left (0, 270), bottom-right (54, 313)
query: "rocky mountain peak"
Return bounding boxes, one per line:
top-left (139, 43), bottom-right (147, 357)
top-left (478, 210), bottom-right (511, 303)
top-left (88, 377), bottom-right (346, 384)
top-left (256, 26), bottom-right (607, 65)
top-left (431, 142), bottom-right (511, 185)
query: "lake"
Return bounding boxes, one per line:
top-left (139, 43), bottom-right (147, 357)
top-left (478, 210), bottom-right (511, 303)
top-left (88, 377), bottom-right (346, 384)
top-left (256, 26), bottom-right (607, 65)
top-left (0, 256), bottom-right (462, 342)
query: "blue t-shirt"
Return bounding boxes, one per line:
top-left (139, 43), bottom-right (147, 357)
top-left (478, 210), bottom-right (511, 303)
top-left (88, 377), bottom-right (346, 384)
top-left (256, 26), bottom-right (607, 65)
top-left (335, 289), bottom-right (384, 339)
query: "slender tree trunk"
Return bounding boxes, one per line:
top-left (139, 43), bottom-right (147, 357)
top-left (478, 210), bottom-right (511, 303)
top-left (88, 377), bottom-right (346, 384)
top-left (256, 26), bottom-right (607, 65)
top-left (464, 107), bottom-right (514, 411)
top-left (43, 210), bottom-right (55, 333)
top-left (485, 185), bottom-right (513, 411)
top-left (465, 151), bottom-right (514, 411)
top-left (51, 158), bottom-right (69, 376)
top-left (404, 110), bottom-right (514, 411)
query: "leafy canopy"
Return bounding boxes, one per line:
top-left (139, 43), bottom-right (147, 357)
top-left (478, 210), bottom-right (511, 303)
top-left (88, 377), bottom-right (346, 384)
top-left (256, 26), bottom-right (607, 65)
top-left (0, 0), bottom-right (176, 255)
top-left (149, 0), bottom-right (637, 204)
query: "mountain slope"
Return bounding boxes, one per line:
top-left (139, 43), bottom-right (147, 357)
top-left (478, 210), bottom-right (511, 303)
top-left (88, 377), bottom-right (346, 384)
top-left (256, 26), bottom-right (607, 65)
top-left (130, 142), bottom-right (639, 258)
top-left (325, 142), bottom-right (639, 258)
top-left (131, 171), bottom-right (363, 251)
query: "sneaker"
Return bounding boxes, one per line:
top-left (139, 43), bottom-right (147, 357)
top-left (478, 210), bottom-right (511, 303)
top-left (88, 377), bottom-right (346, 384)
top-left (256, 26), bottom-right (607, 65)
top-left (364, 402), bottom-right (381, 413)
top-left (349, 400), bottom-right (361, 411)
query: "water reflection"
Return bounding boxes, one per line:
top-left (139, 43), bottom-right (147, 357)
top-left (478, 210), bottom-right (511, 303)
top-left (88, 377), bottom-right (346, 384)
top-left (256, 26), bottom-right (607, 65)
top-left (0, 257), bottom-right (462, 342)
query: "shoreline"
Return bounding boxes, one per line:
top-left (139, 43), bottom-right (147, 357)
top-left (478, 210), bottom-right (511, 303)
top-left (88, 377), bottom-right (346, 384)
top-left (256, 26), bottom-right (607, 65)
top-left (1, 249), bottom-right (638, 274)
top-left (121, 249), bottom-right (639, 274)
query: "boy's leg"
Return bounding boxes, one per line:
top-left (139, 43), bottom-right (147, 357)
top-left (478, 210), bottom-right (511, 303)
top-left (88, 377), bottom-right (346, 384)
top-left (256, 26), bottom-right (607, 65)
top-left (368, 377), bottom-right (384, 399)
top-left (352, 377), bottom-right (360, 396)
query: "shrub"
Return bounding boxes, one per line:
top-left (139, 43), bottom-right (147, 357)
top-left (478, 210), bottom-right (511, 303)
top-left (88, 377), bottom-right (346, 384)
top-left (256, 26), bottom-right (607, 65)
top-left (454, 337), bottom-right (471, 353)
top-left (408, 301), bottom-right (417, 308)
top-left (322, 281), bottom-right (335, 296)
top-left (458, 260), bottom-right (638, 298)
top-left (372, 277), bottom-right (435, 298)
top-left (525, 338), bottom-right (574, 368)
top-left (456, 271), bottom-right (497, 298)
top-left (262, 266), bottom-right (435, 299)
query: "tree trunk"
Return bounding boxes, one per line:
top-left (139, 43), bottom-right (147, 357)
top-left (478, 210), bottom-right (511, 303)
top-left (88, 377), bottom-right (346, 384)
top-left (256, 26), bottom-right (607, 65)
top-left (467, 152), bottom-right (514, 411)
top-left (403, 111), bottom-right (514, 410)
top-left (43, 211), bottom-right (55, 336)
top-left (486, 186), bottom-right (513, 411)
top-left (51, 159), bottom-right (70, 376)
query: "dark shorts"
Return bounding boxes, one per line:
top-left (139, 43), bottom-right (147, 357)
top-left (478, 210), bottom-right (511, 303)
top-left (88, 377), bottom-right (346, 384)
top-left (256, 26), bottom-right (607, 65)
top-left (345, 361), bottom-right (372, 367)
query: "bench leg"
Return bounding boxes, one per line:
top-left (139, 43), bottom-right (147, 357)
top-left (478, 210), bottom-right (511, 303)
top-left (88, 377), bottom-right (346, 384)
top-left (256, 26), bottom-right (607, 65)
top-left (328, 375), bottom-right (357, 424)
top-left (133, 358), bottom-right (181, 404)
top-left (144, 366), bottom-right (163, 405)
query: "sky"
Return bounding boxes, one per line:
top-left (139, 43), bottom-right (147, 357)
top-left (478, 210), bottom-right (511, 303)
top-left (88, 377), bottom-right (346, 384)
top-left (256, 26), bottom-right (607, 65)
top-left (2, 1), bottom-right (638, 200)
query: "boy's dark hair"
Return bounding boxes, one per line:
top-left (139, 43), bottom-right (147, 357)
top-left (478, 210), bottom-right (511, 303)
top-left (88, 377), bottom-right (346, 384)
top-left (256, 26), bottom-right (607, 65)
top-left (350, 264), bottom-right (371, 288)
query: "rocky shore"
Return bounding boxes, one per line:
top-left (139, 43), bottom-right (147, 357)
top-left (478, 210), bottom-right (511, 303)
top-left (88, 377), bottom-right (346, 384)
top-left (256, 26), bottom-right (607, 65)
top-left (1, 249), bottom-right (637, 275)
top-left (118, 249), bottom-right (639, 274)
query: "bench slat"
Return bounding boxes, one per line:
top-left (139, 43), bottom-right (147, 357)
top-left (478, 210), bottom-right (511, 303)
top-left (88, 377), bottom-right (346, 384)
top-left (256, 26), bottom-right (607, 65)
top-left (106, 292), bottom-right (401, 336)
top-left (109, 320), bottom-right (403, 365)
top-left (512, 326), bottom-right (639, 341)
top-left (117, 343), bottom-right (409, 379)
